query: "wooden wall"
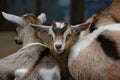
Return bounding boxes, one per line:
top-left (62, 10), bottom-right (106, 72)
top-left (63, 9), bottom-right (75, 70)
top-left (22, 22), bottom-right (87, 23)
top-left (0, 0), bottom-right (84, 31)
top-left (71, 0), bottom-right (84, 24)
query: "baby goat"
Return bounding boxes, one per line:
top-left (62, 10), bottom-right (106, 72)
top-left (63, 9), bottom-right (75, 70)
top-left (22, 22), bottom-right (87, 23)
top-left (69, 23), bottom-right (120, 80)
top-left (31, 21), bottom-right (91, 80)
top-left (68, 0), bottom-right (120, 79)
top-left (1, 12), bottom-right (60, 80)
top-left (68, 0), bottom-right (120, 80)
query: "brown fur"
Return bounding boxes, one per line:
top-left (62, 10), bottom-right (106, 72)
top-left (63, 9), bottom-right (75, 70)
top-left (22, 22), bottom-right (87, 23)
top-left (33, 21), bottom-right (78, 80)
top-left (69, 0), bottom-right (120, 80)
top-left (70, 40), bottom-right (120, 80)
top-left (108, 0), bottom-right (120, 22)
top-left (49, 37), bottom-right (76, 80)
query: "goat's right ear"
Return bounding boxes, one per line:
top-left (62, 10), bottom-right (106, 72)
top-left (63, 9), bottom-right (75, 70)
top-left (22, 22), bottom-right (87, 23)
top-left (71, 22), bottom-right (91, 33)
top-left (30, 23), bottom-right (50, 33)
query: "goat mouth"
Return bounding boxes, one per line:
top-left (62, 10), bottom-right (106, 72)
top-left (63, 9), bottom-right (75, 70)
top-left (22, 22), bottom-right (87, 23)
top-left (55, 49), bottom-right (64, 54)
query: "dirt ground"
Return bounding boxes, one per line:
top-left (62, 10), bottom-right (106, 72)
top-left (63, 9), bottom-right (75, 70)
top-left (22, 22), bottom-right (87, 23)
top-left (0, 32), bottom-right (21, 59)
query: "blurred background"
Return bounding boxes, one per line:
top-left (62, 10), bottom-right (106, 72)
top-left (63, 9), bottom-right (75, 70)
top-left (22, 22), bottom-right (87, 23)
top-left (0, 0), bottom-right (113, 59)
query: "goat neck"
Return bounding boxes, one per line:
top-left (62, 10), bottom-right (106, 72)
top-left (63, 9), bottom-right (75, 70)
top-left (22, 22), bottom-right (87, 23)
top-left (22, 25), bottom-right (44, 47)
top-left (49, 37), bottom-right (76, 80)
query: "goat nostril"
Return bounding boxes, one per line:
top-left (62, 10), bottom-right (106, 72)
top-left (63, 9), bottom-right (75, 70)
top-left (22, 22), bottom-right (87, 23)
top-left (55, 45), bottom-right (62, 50)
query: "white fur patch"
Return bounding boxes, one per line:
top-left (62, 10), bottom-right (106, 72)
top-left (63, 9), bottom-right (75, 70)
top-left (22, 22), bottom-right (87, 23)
top-left (103, 24), bottom-right (120, 31)
top-left (15, 69), bottom-right (28, 78)
top-left (39, 65), bottom-right (61, 80)
top-left (55, 22), bottom-right (65, 29)
top-left (21, 42), bottom-right (47, 50)
top-left (68, 23), bottom-right (120, 68)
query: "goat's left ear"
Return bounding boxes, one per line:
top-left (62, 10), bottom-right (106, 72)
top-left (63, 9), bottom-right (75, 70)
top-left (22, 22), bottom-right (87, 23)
top-left (71, 22), bottom-right (91, 33)
top-left (38, 13), bottom-right (47, 24)
top-left (30, 23), bottom-right (50, 33)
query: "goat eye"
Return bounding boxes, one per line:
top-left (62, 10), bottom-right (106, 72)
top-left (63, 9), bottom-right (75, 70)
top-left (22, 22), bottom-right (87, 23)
top-left (68, 34), bottom-right (71, 37)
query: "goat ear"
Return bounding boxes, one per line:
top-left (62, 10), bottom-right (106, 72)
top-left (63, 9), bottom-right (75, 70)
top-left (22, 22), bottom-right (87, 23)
top-left (30, 23), bottom-right (49, 33)
top-left (71, 22), bottom-right (91, 33)
top-left (38, 13), bottom-right (46, 24)
top-left (2, 12), bottom-right (24, 26)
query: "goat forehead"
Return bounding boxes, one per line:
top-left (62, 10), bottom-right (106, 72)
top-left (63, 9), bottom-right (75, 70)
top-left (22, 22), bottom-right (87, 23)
top-left (52, 22), bottom-right (68, 34)
top-left (22, 14), bottom-right (39, 24)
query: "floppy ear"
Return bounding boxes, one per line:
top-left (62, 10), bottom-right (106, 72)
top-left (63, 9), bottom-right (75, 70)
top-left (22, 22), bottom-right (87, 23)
top-left (38, 13), bottom-right (46, 24)
top-left (71, 22), bottom-right (91, 33)
top-left (2, 12), bottom-right (24, 26)
top-left (30, 23), bottom-right (50, 33)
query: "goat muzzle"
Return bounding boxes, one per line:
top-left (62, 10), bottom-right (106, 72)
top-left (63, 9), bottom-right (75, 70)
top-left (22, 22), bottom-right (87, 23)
top-left (15, 39), bottom-right (23, 45)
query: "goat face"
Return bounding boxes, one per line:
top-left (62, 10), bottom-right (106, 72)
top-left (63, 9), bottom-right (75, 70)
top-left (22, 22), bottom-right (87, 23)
top-left (2, 12), bottom-right (46, 45)
top-left (31, 21), bottom-right (91, 54)
top-left (15, 25), bottom-right (24, 45)
top-left (31, 21), bottom-right (73, 54)
top-left (49, 21), bottom-right (72, 54)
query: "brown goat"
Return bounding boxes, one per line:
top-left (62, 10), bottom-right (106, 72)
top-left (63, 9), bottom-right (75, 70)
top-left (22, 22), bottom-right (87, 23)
top-left (49, 36), bottom-right (75, 80)
top-left (68, 0), bottom-right (120, 80)
top-left (68, 23), bottom-right (120, 80)
top-left (31, 21), bottom-right (91, 80)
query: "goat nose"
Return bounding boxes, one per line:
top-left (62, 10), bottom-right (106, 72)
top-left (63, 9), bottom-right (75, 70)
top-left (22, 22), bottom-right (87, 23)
top-left (15, 39), bottom-right (23, 45)
top-left (55, 45), bottom-right (62, 50)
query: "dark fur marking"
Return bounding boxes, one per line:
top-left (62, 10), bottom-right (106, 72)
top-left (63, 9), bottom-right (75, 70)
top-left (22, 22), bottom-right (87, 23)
top-left (89, 22), bottom-right (97, 33)
top-left (34, 48), bottom-right (51, 66)
top-left (0, 72), bottom-right (15, 80)
top-left (108, 12), bottom-right (120, 23)
top-left (97, 35), bottom-right (120, 60)
top-left (52, 22), bottom-right (68, 35)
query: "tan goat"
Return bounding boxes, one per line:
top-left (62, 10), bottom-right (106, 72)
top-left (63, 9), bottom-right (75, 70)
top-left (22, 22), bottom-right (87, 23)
top-left (68, 0), bottom-right (120, 79)
top-left (1, 12), bottom-right (60, 80)
top-left (68, 23), bottom-right (120, 80)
